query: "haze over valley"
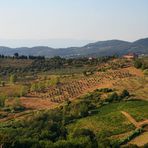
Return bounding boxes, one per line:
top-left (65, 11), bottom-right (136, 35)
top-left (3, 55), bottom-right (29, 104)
top-left (0, 0), bottom-right (148, 148)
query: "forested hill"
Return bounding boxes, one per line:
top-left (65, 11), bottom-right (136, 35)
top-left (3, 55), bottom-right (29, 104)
top-left (0, 38), bottom-right (148, 58)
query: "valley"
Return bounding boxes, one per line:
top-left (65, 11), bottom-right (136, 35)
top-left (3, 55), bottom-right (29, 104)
top-left (0, 56), bottom-right (148, 147)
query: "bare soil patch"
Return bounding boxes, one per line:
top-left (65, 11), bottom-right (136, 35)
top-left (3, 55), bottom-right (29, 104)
top-left (129, 132), bottom-right (148, 146)
top-left (20, 97), bottom-right (58, 109)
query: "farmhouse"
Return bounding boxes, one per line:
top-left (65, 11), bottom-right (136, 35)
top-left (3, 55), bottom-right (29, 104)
top-left (123, 53), bottom-right (138, 60)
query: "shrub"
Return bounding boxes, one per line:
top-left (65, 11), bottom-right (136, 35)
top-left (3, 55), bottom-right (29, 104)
top-left (134, 60), bottom-right (142, 69)
top-left (120, 89), bottom-right (130, 99)
top-left (20, 86), bottom-right (29, 97)
top-left (73, 128), bottom-right (95, 140)
top-left (15, 138), bottom-right (40, 148)
top-left (9, 74), bottom-right (17, 84)
top-left (97, 88), bottom-right (113, 93)
top-left (54, 137), bottom-right (92, 148)
top-left (0, 94), bottom-right (7, 107)
top-left (30, 83), bottom-right (38, 92)
top-left (106, 92), bottom-right (119, 102)
top-left (72, 128), bottom-right (98, 148)
top-left (143, 69), bottom-right (148, 75)
top-left (79, 103), bottom-right (89, 117)
top-left (119, 128), bottom-right (143, 145)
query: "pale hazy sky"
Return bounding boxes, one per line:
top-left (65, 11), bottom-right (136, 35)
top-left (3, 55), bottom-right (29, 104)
top-left (0, 0), bottom-right (148, 47)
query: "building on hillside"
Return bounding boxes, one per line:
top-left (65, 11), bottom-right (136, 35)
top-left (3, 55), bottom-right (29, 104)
top-left (88, 57), bottom-right (93, 60)
top-left (123, 53), bottom-right (138, 60)
top-left (138, 54), bottom-right (148, 58)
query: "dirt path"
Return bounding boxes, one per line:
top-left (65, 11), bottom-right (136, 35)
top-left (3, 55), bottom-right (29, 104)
top-left (139, 120), bottom-right (148, 127)
top-left (121, 111), bottom-right (148, 146)
top-left (0, 110), bottom-right (34, 122)
top-left (121, 111), bottom-right (140, 128)
top-left (121, 111), bottom-right (148, 129)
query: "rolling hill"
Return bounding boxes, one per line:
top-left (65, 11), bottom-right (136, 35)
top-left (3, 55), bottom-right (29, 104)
top-left (0, 38), bottom-right (148, 58)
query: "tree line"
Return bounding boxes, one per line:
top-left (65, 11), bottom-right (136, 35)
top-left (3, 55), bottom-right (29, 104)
top-left (0, 55), bottom-right (116, 76)
top-left (0, 53), bottom-right (45, 60)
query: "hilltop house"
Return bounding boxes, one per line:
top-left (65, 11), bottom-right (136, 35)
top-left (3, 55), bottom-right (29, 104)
top-left (123, 53), bottom-right (138, 60)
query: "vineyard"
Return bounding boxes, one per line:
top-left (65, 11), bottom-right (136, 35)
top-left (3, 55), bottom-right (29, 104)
top-left (26, 67), bottom-right (141, 105)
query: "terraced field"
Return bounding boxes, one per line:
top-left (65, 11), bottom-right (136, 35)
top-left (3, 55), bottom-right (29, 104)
top-left (24, 67), bottom-right (142, 106)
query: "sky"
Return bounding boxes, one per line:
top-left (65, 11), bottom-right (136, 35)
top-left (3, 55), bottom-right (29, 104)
top-left (0, 0), bottom-right (148, 47)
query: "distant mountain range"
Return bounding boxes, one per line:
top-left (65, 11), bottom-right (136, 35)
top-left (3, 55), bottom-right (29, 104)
top-left (0, 38), bottom-right (148, 58)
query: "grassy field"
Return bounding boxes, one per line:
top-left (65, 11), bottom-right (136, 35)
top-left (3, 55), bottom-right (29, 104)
top-left (0, 59), bottom-right (33, 68)
top-left (114, 76), bottom-right (148, 100)
top-left (41, 66), bottom-right (96, 75)
top-left (0, 84), bottom-right (23, 97)
top-left (67, 100), bottom-right (148, 141)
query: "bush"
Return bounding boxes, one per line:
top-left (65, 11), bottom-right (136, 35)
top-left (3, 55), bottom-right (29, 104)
top-left (134, 60), bottom-right (142, 68)
top-left (72, 128), bottom-right (98, 148)
top-left (13, 138), bottom-right (40, 148)
top-left (20, 86), bottom-right (29, 97)
top-left (106, 92), bottom-right (119, 102)
top-left (54, 137), bottom-right (93, 148)
top-left (73, 129), bottom-right (94, 139)
top-left (13, 105), bottom-right (26, 112)
top-left (119, 128), bottom-right (143, 145)
top-left (97, 138), bottom-right (112, 148)
top-left (69, 102), bottom-right (89, 118)
top-left (9, 74), bottom-right (17, 84)
top-left (143, 69), bottom-right (148, 75)
top-left (120, 89), bottom-right (130, 98)
top-left (39, 140), bottom-right (54, 148)
top-left (0, 94), bottom-right (7, 107)
top-left (97, 88), bottom-right (113, 93)
top-left (79, 103), bottom-right (89, 117)
top-left (122, 144), bottom-right (139, 148)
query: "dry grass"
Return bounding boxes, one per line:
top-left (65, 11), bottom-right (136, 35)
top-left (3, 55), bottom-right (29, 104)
top-left (114, 76), bottom-right (148, 100)
top-left (129, 132), bottom-right (148, 146)
top-left (20, 97), bottom-right (58, 109)
top-left (0, 59), bottom-right (33, 68)
top-left (0, 84), bottom-right (22, 97)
